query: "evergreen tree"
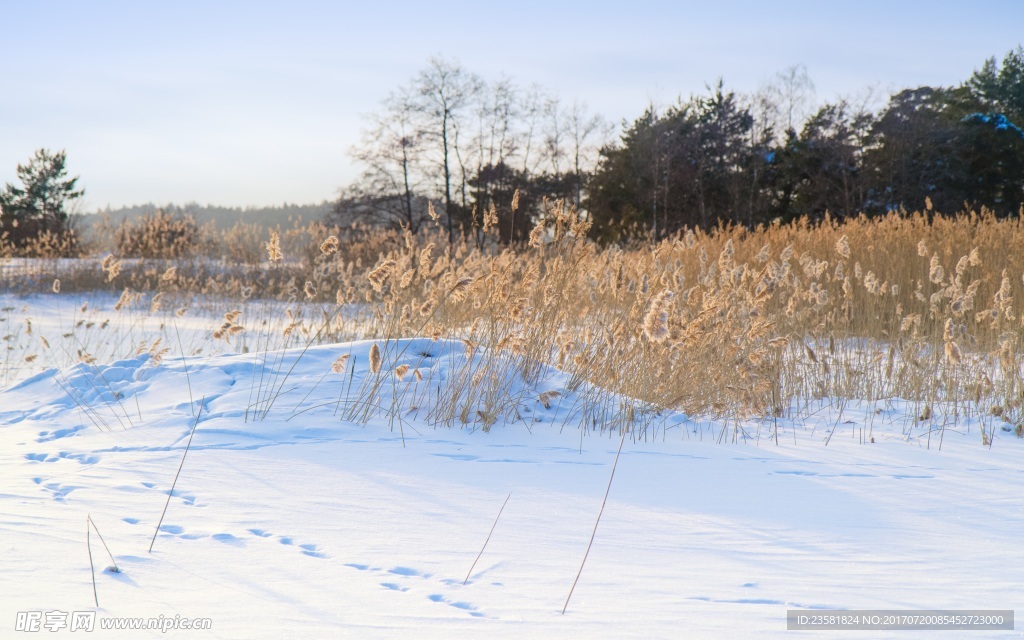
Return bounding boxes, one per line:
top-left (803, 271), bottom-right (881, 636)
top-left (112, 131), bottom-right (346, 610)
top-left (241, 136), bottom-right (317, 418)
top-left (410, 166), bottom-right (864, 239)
top-left (587, 86), bottom-right (771, 241)
top-left (769, 100), bottom-right (872, 221)
top-left (0, 149), bottom-right (84, 250)
top-left (958, 47), bottom-right (1024, 214)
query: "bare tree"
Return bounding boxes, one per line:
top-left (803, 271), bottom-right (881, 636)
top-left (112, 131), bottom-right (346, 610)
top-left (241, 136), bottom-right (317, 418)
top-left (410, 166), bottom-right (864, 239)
top-left (564, 100), bottom-right (607, 206)
top-left (542, 95), bottom-right (566, 176)
top-left (518, 85), bottom-right (546, 175)
top-left (764, 65), bottom-right (816, 136)
top-left (347, 89), bottom-right (427, 230)
top-left (414, 57), bottom-right (483, 240)
top-left (477, 77), bottom-right (520, 168)
top-left (468, 77), bottom-right (522, 233)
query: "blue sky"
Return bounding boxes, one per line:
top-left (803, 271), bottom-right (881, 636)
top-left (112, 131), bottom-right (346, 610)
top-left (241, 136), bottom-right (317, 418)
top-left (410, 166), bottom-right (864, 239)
top-left (2, 1), bottom-right (1023, 210)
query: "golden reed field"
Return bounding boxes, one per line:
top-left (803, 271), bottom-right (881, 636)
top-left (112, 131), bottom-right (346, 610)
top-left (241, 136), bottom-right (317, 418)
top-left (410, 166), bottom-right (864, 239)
top-left (4, 201), bottom-right (1024, 443)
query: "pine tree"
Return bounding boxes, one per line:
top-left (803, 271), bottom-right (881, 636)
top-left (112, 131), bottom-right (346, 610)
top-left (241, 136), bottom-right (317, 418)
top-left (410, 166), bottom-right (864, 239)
top-left (0, 148), bottom-right (84, 251)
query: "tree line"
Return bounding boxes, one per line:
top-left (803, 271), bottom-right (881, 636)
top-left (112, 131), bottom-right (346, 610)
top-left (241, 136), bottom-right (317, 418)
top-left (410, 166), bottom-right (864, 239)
top-left (2, 48), bottom-right (1022, 255)
top-left (338, 48), bottom-right (1024, 243)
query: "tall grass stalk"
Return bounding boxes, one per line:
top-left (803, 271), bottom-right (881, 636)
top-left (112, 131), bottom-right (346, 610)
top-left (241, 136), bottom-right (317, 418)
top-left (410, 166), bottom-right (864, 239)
top-left (149, 398), bottom-right (204, 554)
top-left (86, 516), bottom-right (99, 607)
top-left (464, 493), bottom-right (511, 585)
top-left (563, 420), bottom-right (629, 615)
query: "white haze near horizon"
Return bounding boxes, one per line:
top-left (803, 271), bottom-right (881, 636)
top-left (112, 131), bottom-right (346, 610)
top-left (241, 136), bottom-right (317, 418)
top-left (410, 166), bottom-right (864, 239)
top-left (2, 0), bottom-right (1023, 211)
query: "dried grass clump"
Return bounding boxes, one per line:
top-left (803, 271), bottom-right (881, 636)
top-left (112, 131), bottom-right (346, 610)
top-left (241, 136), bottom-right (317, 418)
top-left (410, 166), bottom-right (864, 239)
top-left (112, 210), bottom-right (207, 260)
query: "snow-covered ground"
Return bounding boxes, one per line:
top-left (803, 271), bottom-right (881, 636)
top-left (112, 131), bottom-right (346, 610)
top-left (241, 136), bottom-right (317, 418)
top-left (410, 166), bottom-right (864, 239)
top-left (1, 296), bottom-right (1023, 639)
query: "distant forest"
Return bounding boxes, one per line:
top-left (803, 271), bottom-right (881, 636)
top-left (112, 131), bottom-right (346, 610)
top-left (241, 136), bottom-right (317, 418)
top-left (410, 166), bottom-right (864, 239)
top-left (83, 201), bottom-right (335, 231)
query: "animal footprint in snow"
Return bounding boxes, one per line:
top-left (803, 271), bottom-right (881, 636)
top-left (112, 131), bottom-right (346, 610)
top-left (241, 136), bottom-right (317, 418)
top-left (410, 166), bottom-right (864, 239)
top-left (157, 524), bottom-right (203, 540)
top-left (344, 563), bottom-right (372, 571)
top-left (58, 451), bottom-right (99, 464)
top-left (33, 478), bottom-right (78, 502)
top-left (427, 594), bottom-right (482, 617)
top-left (211, 533), bottom-right (245, 547)
top-left (388, 566), bottom-right (430, 578)
top-left (139, 482), bottom-right (197, 505)
top-left (275, 535), bottom-right (327, 558)
top-left (299, 543), bottom-right (326, 558)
